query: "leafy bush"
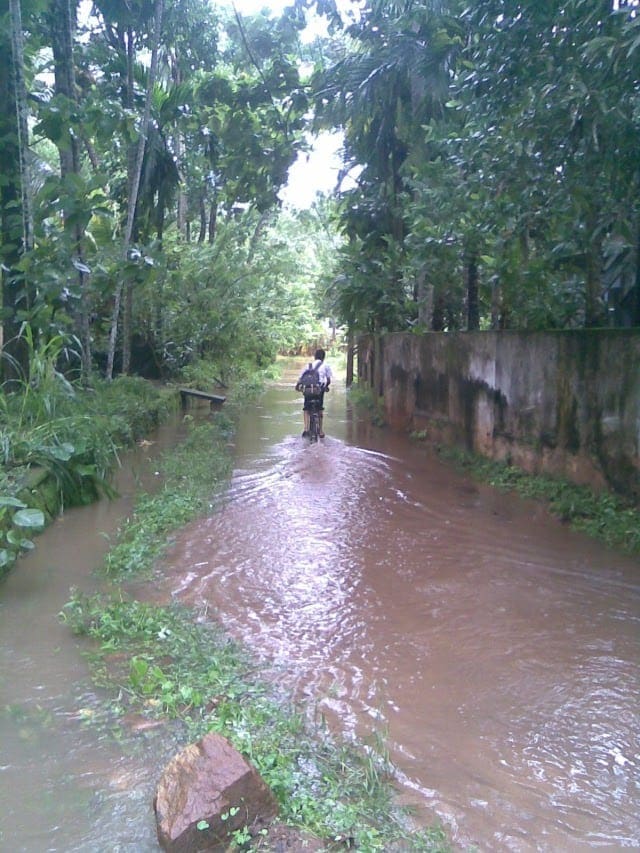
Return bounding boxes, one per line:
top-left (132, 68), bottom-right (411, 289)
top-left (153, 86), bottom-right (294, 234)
top-left (0, 340), bottom-right (175, 575)
top-left (347, 383), bottom-right (386, 426)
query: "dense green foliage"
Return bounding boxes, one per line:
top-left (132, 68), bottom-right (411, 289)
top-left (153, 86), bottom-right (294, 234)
top-left (139, 207), bottom-right (340, 371)
top-left (0, 0), bottom-right (337, 385)
top-left (0, 321), bottom-right (172, 574)
top-left (2, 0), bottom-right (637, 384)
top-left (0, 344), bottom-right (175, 574)
top-left (313, 0), bottom-right (640, 334)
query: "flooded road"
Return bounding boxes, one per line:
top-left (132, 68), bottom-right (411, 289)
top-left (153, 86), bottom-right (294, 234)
top-left (155, 367), bottom-right (640, 851)
top-left (1, 366), bottom-right (639, 852)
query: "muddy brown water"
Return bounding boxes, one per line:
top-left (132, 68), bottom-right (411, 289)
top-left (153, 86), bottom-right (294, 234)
top-left (0, 422), bottom-right (188, 852)
top-left (154, 369), bottom-right (640, 852)
top-left (1, 366), bottom-right (639, 851)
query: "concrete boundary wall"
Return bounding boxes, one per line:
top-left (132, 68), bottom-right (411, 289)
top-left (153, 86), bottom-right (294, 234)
top-left (357, 330), bottom-right (640, 500)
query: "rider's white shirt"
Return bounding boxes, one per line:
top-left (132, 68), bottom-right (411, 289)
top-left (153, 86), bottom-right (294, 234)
top-left (313, 359), bottom-right (333, 387)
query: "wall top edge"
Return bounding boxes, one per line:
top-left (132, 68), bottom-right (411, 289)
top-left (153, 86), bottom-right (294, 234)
top-left (370, 328), bottom-right (640, 341)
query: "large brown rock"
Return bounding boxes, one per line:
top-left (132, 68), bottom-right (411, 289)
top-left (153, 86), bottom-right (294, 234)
top-left (154, 732), bottom-right (279, 852)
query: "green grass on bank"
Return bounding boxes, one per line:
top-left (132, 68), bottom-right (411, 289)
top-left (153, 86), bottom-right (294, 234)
top-left (61, 593), bottom-right (449, 852)
top-left (103, 418), bottom-right (235, 577)
top-left (434, 445), bottom-right (640, 555)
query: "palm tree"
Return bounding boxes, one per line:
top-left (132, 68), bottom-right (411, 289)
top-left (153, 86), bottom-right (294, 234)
top-left (312, 0), bottom-right (462, 331)
top-left (48, 0), bottom-right (95, 379)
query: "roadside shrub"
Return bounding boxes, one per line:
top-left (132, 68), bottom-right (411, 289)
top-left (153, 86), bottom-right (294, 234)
top-left (0, 363), bottom-right (175, 577)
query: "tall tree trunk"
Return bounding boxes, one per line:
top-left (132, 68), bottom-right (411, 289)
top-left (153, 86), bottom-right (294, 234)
top-left (156, 188), bottom-right (165, 246)
top-left (432, 289), bottom-right (445, 331)
top-left (120, 25), bottom-right (137, 377)
top-left (247, 210), bottom-right (269, 261)
top-left (633, 220), bottom-right (640, 326)
top-left (176, 142), bottom-right (187, 239)
top-left (9, 0), bottom-right (33, 255)
top-left (346, 330), bottom-right (354, 387)
top-left (1, 0), bottom-right (33, 383)
top-left (207, 200), bottom-right (217, 245)
top-left (154, 273), bottom-right (164, 364)
top-left (171, 56), bottom-right (187, 241)
top-left (466, 250), bottom-right (479, 331)
top-left (584, 219), bottom-right (604, 327)
top-left (121, 279), bottom-right (133, 374)
top-left (490, 276), bottom-right (502, 330)
top-left (125, 25), bottom-right (137, 196)
top-left (198, 192), bottom-right (207, 243)
top-left (107, 0), bottom-right (164, 380)
top-left (416, 268), bottom-right (434, 328)
top-left (49, 0), bottom-right (92, 381)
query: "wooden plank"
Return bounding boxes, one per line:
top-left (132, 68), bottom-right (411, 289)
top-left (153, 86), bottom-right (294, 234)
top-left (179, 388), bottom-right (226, 405)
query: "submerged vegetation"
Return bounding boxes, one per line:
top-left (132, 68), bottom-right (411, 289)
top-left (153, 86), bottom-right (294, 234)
top-left (62, 591), bottom-right (449, 851)
top-left (55, 364), bottom-right (450, 851)
top-left (436, 446), bottom-right (640, 556)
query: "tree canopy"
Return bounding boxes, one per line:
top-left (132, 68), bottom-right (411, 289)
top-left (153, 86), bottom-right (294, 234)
top-left (1, 0), bottom-right (638, 384)
top-left (314, 0), bottom-right (640, 334)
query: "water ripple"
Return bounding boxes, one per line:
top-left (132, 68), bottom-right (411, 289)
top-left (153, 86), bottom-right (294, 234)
top-left (157, 381), bottom-right (640, 852)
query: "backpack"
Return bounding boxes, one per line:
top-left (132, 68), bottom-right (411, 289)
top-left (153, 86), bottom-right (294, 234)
top-left (298, 362), bottom-right (322, 396)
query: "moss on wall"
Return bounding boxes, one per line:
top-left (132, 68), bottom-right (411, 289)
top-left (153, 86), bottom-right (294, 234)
top-left (361, 329), bottom-right (640, 501)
